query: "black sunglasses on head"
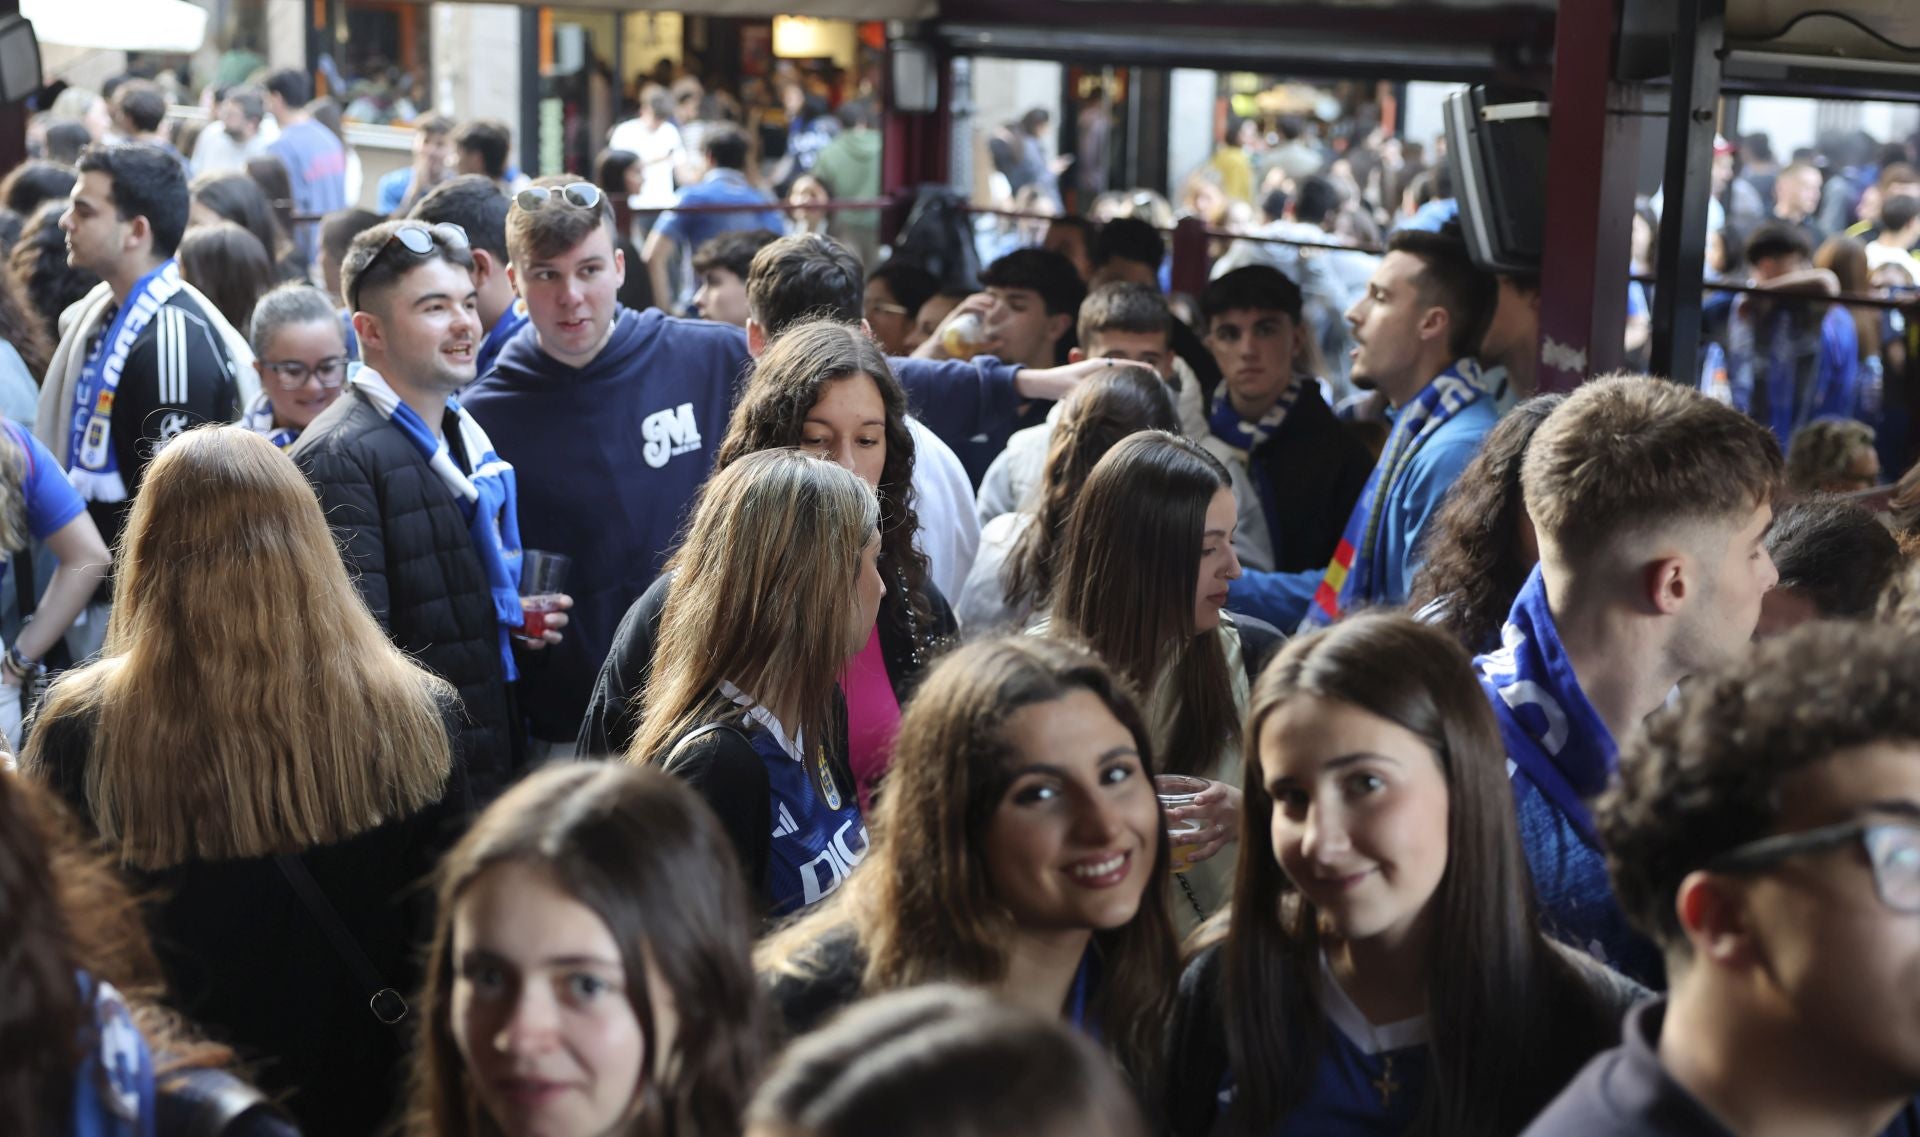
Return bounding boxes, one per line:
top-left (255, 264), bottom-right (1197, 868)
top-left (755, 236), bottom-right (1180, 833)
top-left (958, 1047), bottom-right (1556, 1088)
top-left (349, 222), bottom-right (471, 311)
top-left (513, 183), bottom-right (604, 213)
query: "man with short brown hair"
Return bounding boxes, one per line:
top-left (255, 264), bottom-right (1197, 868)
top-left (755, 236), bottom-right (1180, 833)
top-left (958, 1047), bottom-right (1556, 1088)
top-left (461, 176), bottom-right (750, 753)
top-left (1477, 373), bottom-right (1783, 986)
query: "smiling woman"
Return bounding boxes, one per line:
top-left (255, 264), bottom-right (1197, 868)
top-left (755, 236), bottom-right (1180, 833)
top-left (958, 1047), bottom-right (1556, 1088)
top-left (1162, 613), bottom-right (1643, 1137)
top-left (757, 635), bottom-right (1178, 1093)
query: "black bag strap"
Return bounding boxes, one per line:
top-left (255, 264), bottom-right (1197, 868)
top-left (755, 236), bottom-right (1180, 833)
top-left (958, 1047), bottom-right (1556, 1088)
top-left (273, 853), bottom-right (410, 1037)
top-left (157, 1067), bottom-right (292, 1137)
top-left (662, 720), bottom-right (752, 775)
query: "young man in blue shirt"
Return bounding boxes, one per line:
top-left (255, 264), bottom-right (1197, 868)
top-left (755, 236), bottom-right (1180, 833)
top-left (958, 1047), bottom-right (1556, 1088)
top-left (1480, 375), bottom-right (1781, 987)
top-left (642, 125), bottom-right (784, 314)
top-left (263, 69), bottom-right (346, 266)
top-left (462, 176), bottom-right (752, 754)
top-left (1227, 228), bottom-right (1500, 629)
top-left (1525, 622), bottom-right (1920, 1137)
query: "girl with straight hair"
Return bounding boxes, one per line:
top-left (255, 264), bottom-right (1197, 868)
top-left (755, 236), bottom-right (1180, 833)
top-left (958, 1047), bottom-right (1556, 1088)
top-left (22, 425), bottom-right (462, 1136)
top-left (1407, 393), bottom-right (1564, 653)
top-left (1041, 430), bottom-right (1280, 925)
top-left (758, 635), bottom-right (1178, 1092)
top-left (745, 984), bottom-right (1150, 1137)
top-left (585, 321), bottom-right (955, 811)
top-left (1163, 613), bottom-right (1640, 1136)
top-left (407, 763), bottom-right (765, 1137)
top-left (626, 448), bottom-right (883, 917)
top-left (956, 363), bottom-right (1179, 631)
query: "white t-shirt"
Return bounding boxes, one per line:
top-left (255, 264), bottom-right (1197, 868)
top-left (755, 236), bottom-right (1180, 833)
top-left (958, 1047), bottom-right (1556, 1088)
top-left (608, 118), bottom-right (685, 209)
top-left (905, 415), bottom-right (979, 615)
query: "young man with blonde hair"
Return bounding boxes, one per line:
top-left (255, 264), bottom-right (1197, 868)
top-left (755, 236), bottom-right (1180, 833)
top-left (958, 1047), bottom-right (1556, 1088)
top-left (1478, 374), bottom-right (1783, 986)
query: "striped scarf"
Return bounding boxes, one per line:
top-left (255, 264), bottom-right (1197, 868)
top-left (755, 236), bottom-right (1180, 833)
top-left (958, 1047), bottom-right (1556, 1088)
top-left (351, 368), bottom-right (525, 680)
top-left (1304, 359), bottom-right (1492, 627)
top-left (68, 260), bottom-right (183, 502)
top-left (242, 391), bottom-right (301, 449)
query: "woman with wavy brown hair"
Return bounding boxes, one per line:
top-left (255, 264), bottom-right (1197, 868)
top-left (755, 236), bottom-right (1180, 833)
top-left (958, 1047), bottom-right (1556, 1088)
top-left (21, 425), bottom-right (462, 1136)
top-left (0, 767), bottom-right (297, 1135)
top-left (583, 320), bottom-right (956, 811)
top-left (758, 635), bottom-right (1178, 1093)
top-left (407, 762), bottom-right (765, 1137)
top-left (1407, 393), bottom-right (1563, 653)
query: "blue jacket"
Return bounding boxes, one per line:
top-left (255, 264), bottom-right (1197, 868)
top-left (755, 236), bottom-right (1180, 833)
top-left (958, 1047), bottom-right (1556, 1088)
top-left (463, 307), bottom-right (751, 743)
top-left (889, 354), bottom-right (1029, 485)
top-left (1227, 394), bottom-right (1499, 629)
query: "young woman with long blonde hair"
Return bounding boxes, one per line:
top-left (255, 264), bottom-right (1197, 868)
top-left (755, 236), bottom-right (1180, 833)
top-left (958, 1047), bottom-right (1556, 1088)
top-left (22, 424), bottom-right (462, 1136)
top-left (624, 447), bottom-right (883, 918)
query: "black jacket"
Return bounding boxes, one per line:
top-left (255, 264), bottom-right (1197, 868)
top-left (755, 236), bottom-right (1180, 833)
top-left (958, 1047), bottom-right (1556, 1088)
top-left (31, 704), bottom-right (467, 1137)
top-left (291, 386), bottom-right (521, 798)
top-left (1247, 383), bottom-right (1376, 574)
top-left (577, 569), bottom-right (957, 759)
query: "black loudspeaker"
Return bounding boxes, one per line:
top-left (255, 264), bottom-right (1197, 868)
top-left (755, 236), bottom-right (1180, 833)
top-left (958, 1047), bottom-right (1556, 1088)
top-left (1445, 85), bottom-right (1550, 275)
top-left (0, 17), bottom-right (39, 105)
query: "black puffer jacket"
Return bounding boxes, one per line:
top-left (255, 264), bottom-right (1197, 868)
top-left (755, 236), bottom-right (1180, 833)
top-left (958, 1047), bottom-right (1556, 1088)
top-left (292, 386), bottom-right (520, 798)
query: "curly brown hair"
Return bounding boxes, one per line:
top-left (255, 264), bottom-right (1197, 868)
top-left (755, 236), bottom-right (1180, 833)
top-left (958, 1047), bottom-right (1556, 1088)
top-left (715, 320), bottom-right (935, 635)
top-left (1603, 622), bottom-right (1920, 953)
top-left (1406, 394), bottom-right (1562, 652)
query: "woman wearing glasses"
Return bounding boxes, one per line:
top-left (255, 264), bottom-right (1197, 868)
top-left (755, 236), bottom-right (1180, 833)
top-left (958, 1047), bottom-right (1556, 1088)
top-left (245, 282), bottom-right (350, 449)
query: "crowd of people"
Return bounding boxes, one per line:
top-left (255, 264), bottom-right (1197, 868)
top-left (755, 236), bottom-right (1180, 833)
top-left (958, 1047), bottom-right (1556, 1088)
top-left (4, 59), bottom-right (1920, 1137)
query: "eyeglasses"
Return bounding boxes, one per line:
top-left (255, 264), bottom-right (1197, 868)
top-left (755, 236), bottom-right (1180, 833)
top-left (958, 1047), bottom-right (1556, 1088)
top-left (261, 356), bottom-right (348, 390)
top-left (1707, 818), bottom-right (1920, 913)
top-left (513, 183), bottom-right (604, 213)
top-left (348, 222), bottom-right (471, 311)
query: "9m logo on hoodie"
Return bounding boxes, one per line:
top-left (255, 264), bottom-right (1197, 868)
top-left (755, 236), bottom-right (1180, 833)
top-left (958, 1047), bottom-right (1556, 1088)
top-left (641, 403), bottom-right (703, 468)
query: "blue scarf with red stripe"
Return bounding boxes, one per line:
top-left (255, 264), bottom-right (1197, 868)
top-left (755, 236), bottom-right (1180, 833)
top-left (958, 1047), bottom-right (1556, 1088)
top-left (1303, 359), bottom-right (1492, 627)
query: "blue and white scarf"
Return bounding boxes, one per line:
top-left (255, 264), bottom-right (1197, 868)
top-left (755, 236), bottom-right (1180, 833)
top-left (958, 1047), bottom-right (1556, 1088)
top-left (1206, 376), bottom-right (1306, 460)
top-left (1472, 566), bottom-right (1614, 845)
top-left (351, 368), bottom-right (524, 680)
top-left (73, 972), bottom-right (156, 1137)
top-left (241, 391), bottom-right (301, 450)
top-left (68, 260), bottom-right (184, 502)
top-left (1304, 359), bottom-right (1493, 628)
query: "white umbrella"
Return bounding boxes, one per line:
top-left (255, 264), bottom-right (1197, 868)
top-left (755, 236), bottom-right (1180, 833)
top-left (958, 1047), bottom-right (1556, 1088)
top-left (21, 0), bottom-right (209, 54)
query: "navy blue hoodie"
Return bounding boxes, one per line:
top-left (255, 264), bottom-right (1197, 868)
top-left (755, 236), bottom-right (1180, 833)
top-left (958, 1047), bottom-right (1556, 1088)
top-left (463, 307), bottom-right (751, 743)
top-left (887, 354), bottom-right (1026, 485)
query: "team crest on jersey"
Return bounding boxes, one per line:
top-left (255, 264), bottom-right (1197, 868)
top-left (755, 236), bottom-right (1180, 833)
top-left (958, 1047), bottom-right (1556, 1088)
top-left (815, 747), bottom-right (842, 811)
top-left (156, 412), bottom-right (190, 442)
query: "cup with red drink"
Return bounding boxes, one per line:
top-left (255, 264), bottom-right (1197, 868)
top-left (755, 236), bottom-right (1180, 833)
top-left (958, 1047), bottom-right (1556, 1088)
top-left (516, 549), bottom-right (571, 643)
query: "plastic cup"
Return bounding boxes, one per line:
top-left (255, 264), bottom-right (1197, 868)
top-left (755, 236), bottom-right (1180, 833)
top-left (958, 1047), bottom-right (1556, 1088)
top-left (1156, 774), bottom-right (1211, 874)
top-left (516, 549), bottom-right (571, 642)
top-left (941, 311), bottom-right (988, 360)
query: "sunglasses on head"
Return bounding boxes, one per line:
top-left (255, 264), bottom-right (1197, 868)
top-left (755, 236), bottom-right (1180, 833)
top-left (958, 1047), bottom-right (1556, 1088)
top-left (349, 222), bottom-right (471, 311)
top-left (513, 183), bottom-right (604, 213)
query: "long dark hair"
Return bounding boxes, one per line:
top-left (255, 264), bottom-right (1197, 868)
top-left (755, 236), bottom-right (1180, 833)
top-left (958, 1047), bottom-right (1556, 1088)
top-left (1407, 394), bottom-right (1563, 652)
top-left (716, 320), bottom-right (935, 637)
top-left (0, 246), bottom-right (52, 381)
top-left (408, 763), bottom-right (766, 1137)
top-left (1003, 365), bottom-right (1179, 615)
top-left (176, 222), bottom-right (275, 334)
top-left (190, 171), bottom-right (292, 266)
top-left (759, 636), bottom-right (1178, 1089)
top-left (11, 201), bottom-right (101, 334)
top-left (1209, 613), bottom-right (1616, 1136)
top-left (1049, 430), bottom-right (1236, 778)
